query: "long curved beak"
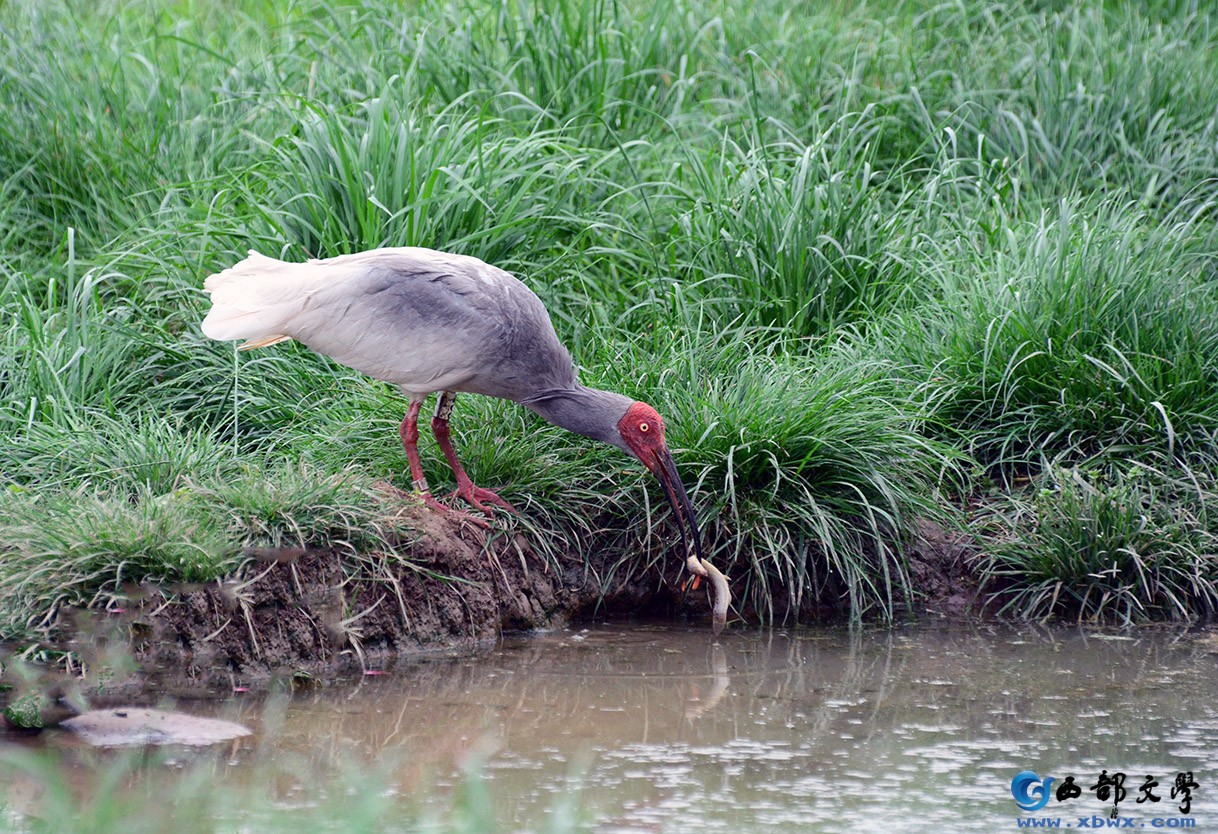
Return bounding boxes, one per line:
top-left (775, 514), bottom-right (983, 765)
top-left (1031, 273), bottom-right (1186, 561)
top-left (648, 445), bottom-right (730, 635)
top-left (649, 445), bottom-right (705, 572)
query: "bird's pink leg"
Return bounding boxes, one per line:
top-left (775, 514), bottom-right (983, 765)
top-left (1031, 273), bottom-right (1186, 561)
top-left (431, 391), bottom-right (518, 516)
top-left (398, 398), bottom-right (453, 517)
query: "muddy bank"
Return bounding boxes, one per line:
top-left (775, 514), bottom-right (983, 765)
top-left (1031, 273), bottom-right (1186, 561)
top-left (2, 508), bottom-right (978, 721)
top-left (76, 507), bottom-right (720, 693)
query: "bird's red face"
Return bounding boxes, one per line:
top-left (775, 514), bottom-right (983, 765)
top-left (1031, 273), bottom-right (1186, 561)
top-left (618, 401), bottom-right (668, 463)
top-left (618, 401), bottom-right (706, 569)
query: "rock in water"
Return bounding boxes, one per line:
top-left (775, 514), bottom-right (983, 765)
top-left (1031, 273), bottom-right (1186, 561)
top-left (60, 708), bottom-right (251, 747)
top-left (3, 692), bottom-right (46, 730)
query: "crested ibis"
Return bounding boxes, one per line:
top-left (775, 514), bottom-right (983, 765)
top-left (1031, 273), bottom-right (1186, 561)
top-left (200, 247), bottom-right (729, 633)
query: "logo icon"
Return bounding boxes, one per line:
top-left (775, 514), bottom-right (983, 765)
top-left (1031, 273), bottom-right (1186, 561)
top-left (1011, 770), bottom-right (1057, 811)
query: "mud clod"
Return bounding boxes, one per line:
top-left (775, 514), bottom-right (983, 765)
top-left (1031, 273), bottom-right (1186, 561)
top-left (906, 519), bottom-right (982, 617)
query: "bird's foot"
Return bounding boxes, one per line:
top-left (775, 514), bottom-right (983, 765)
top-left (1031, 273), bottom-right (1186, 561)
top-left (376, 481), bottom-right (492, 529)
top-left (425, 492), bottom-right (492, 529)
top-left (450, 483), bottom-right (518, 516)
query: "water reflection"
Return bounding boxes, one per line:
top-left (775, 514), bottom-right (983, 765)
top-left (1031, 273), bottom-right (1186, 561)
top-left (6, 623), bottom-right (1218, 831)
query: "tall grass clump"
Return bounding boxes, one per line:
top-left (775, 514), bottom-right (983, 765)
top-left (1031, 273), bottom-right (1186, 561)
top-left (252, 93), bottom-right (595, 266)
top-left (895, 3), bottom-right (1218, 208)
top-left (0, 3), bottom-right (285, 255)
top-left (661, 121), bottom-right (921, 339)
top-left (428, 0), bottom-right (724, 140)
top-left (984, 460), bottom-right (1218, 623)
top-left (893, 198), bottom-right (1218, 468)
top-left (0, 244), bottom-right (155, 431)
top-left (579, 326), bottom-right (955, 622)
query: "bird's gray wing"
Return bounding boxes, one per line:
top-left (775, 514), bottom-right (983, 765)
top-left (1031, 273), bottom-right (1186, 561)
top-left (205, 247), bottom-right (577, 399)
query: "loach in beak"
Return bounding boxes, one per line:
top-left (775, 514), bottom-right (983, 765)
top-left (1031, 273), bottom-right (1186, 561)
top-left (650, 446), bottom-right (730, 635)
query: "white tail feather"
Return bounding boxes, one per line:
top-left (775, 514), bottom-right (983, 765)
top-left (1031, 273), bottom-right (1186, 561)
top-left (201, 250), bottom-right (314, 344)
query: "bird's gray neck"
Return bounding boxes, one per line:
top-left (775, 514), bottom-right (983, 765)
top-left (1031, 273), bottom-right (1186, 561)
top-left (520, 385), bottom-right (634, 453)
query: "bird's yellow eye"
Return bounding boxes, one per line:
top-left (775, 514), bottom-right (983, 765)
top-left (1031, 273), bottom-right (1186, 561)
top-left (639, 422), bottom-right (650, 433)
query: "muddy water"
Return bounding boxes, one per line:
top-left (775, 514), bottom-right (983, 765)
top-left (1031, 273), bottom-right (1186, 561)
top-left (9, 623), bottom-right (1218, 831)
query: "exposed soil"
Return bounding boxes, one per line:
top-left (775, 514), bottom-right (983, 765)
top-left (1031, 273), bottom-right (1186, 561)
top-left (123, 506), bottom-right (706, 690)
top-left (134, 510), bottom-right (980, 679)
top-left (905, 518), bottom-right (984, 618)
top-left (2, 509), bottom-right (980, 724)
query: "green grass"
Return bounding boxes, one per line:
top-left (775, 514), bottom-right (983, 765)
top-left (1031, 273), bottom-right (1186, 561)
top-left (0, 746), bottom-right (578, 834)
top-left (3, 0), bottom-right (1218, 637)
top-left (0, 462), bottom-right (405, 639)
top-left (889, 198), bottom-right (1218, 467)
top-left (983, 457), bottom-right (1218, 623)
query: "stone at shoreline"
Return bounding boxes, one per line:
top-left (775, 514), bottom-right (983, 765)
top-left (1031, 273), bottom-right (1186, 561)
top-left (59, 708), bottom-right (251, 747)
